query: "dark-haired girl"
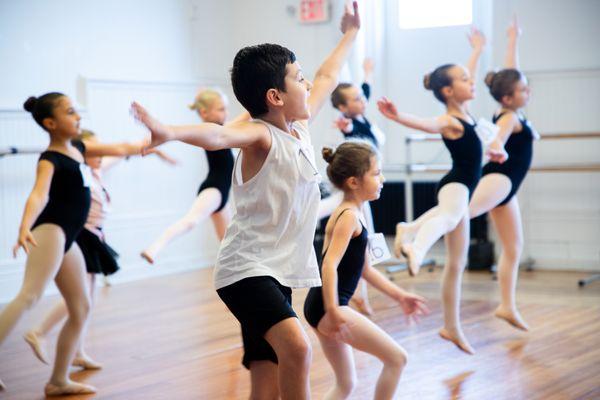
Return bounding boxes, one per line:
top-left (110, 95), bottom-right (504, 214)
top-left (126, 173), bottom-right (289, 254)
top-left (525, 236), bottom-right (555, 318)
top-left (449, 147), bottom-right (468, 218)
top-left (377, 28), bottom-right (497, 354)
top-left (0, 93), bottom-right (159, 396)
top-left (470, 16), bottom-right (534, 330)
top-left (304, 142), bottom-right (427, 400)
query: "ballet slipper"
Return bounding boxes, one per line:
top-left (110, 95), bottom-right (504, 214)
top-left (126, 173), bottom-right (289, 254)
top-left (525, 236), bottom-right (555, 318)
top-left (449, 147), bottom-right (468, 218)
top-left (140, 251), bottom-right (154, 265)
top-left (0, 377), bottom-right (6, 390)
top-left (72, 355), bottom-right (103, 370)
top-left (400, 243), bottom-right (420, 277)
top-left (494, 306), bottom-right (529, 331)
top-left (393, 223), bottom-right (406, 259)
top-left (349, 297), bottom-right (374, 316)
top-left (439, 327), bottom-right (475, 355)
top-left (23, 330), bottom-right (50, 365)
top-left (44, 381), bottom-right (97, 396)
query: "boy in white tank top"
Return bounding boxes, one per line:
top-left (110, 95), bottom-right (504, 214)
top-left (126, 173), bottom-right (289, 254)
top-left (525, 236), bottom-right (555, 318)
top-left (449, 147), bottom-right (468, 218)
top-left (131, 3), bottom-right (361, 398)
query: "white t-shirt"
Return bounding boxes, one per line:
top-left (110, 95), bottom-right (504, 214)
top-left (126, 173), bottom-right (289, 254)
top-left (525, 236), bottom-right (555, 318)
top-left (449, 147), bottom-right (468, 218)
top-left (214, 119), bottom-right (322, 290)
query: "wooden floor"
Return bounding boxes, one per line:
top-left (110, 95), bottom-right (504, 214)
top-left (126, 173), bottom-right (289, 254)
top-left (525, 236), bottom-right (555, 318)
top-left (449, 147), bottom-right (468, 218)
top-left (1, 267), bottom-right (599, 400)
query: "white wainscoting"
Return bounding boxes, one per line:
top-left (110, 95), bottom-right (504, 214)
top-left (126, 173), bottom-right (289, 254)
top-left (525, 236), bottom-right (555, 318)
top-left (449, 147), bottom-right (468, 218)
top-left (512, 68), bottom-right (600, 271)
top-left (0, 77), bottom-right (230, 303)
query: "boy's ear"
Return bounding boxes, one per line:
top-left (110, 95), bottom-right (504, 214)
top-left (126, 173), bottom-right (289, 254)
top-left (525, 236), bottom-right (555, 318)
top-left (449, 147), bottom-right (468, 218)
top-left (266, 88), bottom-right (284, 108)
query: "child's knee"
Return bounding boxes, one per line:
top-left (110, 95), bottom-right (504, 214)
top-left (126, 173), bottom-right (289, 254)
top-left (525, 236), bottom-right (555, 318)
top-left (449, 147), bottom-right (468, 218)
top-left (386, 345), bottom-right (408, 371)
top-left (338, 372), bottom-right (357, 397)
top-left (283, 337), bottom-right (312, 368)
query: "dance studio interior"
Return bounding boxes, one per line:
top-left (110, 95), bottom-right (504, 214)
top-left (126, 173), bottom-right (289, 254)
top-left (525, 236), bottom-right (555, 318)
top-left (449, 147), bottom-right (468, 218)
top-left (0, 0), bottom-right (598, 399)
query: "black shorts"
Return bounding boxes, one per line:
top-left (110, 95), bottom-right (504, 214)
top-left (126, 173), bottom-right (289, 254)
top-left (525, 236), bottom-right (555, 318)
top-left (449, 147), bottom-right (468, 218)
top-left (216, 276), bottom-right (297, 369)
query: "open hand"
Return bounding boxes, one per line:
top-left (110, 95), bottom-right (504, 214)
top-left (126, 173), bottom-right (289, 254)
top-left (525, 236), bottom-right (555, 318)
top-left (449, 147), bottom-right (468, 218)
top-left (397, 291), bottom-right (429, 324)
top-left (467, 26), bottom-right (486, 51)
top-left (377, 97), bottom-right (400, 121)
top-left (12, 228), bottom-right (38, 258)
top-left (130, 102), bottom-right (174, 155)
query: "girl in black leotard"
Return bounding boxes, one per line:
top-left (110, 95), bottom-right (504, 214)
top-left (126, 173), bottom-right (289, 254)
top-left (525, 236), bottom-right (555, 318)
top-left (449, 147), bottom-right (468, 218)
top-left (141, 88), bottom-right (248, 264)
top-left (0, 93), bottom-right (160, 396)
top-left (466, 16), bottom-right (534, 331)
top-left (377, 28), bottom-right (500, 354)
top-left (303, 142), bottom-right (427, 399)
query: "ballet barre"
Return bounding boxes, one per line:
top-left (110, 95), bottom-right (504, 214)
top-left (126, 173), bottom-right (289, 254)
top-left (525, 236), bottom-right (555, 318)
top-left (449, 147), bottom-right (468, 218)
top-left (0, 146), bottom-right (44, 157)
top-left (385, 131), bottom-right (600, 284)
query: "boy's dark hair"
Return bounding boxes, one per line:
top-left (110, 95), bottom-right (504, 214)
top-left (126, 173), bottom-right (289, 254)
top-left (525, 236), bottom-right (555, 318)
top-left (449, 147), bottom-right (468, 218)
top-left (484, 69), bottom-right (524, 103)
top-left (230, 44), bottom-right (296, 117)
top-left (423, 64), bottom-right (455, 104)
top-left (330, 83), bottom-right (353, 109)
top-left (23, 92), bottom-right (66, 131)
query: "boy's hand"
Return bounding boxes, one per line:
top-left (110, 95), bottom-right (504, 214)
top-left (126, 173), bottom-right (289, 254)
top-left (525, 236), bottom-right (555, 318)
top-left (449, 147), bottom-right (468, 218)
top-left (377, 97), bottom-right (400, 121)
top-left (131, 102), bottom-right (174, 155)
top-left (340, 1), bottom-right (360, 33)
top-left (467, 26), bottom-right (486, 51)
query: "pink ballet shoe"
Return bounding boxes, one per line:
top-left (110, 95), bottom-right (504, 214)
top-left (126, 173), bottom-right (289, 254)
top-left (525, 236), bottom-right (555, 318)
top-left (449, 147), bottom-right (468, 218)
top-left (44, 381), bottom-right (97, 396)
top-left (24, 331), bottom-right (49, 365)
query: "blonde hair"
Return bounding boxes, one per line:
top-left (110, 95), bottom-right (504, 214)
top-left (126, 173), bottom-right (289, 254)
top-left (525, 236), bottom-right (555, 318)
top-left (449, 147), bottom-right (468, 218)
top-left (189, 88), bottom-right (227, 111)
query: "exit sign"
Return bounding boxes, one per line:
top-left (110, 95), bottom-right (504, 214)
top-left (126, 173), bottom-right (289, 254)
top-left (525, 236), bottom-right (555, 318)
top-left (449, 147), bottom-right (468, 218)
top-left (299, 0), bottom-right (330, 24)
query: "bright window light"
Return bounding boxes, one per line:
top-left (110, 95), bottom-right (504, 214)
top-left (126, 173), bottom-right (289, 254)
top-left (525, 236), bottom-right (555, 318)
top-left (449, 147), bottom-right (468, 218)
top-left (398, 0), bottom-right (472, 29)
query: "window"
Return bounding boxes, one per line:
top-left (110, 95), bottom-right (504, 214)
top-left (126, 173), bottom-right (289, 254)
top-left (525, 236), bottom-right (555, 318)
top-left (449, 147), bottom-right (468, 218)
top-left (398, 0), bottom-right (472, 29)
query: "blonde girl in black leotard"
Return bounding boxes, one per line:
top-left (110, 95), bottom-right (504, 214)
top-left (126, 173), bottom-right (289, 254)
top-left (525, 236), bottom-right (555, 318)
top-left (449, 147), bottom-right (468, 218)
top-left (0, 93), bottom-right (161, 396)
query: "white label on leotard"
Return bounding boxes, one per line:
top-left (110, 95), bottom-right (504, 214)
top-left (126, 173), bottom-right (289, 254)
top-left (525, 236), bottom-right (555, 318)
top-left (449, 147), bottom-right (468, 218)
top-left (526, 120), bottom-right (541, 140)
top-left (79, 164), bottom-right (93, 187)
top-left (475, 118), bottom-right (500, 145)
top-left (367, 233), bottom-right (391, 266)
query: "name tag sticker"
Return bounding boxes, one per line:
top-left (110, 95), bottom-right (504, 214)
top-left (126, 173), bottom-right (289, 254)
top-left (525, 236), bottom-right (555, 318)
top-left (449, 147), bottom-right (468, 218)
top-left (475, 118), bottom-right (499, 145)
top-left (79, 164), bottom-right (93, 188)
top-left (368, 233), bottom-right (391, 265)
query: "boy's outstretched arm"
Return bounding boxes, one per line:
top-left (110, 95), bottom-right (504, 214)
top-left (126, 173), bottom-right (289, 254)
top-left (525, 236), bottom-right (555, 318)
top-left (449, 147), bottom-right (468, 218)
top-left (306, 1), bottom-right (360, 124)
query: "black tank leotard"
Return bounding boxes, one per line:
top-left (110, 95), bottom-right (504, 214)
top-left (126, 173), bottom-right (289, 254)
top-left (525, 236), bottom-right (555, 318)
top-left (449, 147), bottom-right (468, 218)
top-left (304, 209), bottom-right (369, 328)
top-left (197, 149), bottom-right (234, 213)
top-left (437, 117), bottom-right (483, 198)
top-left (31, 140), bottom-right (91, 252)
top-left (481, 113), bottom-right (534, 206)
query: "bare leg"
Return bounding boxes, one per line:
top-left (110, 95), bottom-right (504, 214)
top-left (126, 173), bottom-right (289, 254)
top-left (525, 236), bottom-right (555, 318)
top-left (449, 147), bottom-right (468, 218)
top-left (439, 215), bottom-right (474, 354)
top-left (317, 307), bottom-right (407, 399)
top-left (263, 317), bottom-right (312, 400)
top-left (141, 188), bottom-right (221, 263)
top-left (489, 198), bottom-right (529, 330)
top-left (46, 243), bottom-right (96, 395)
top-left (210, 205), bottom-right (231, 241)
top-left (249, 361), bottom-right (279, 400)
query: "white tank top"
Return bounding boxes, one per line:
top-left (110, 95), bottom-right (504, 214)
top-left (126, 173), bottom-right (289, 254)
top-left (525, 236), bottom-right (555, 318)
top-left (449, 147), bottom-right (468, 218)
top-left (214, 119), bottom-right (322, 290)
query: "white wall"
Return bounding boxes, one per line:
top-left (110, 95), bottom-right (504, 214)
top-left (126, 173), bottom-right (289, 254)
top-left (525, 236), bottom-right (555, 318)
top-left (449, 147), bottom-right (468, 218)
top-left (0, 0), bottom-right (229, 303)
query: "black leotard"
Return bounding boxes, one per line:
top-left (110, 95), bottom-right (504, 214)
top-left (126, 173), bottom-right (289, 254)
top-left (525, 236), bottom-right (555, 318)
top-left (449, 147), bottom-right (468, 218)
top-left (304, 209), bottom-right (369, 328)
top-left (481, 113), bottom-right (534, 206)
top-left (197, 149), bottom-right (234, 213)
top-left (32, 140), bottom-right (91, 252)
top-left (437, 117), bottom-right (483, 198)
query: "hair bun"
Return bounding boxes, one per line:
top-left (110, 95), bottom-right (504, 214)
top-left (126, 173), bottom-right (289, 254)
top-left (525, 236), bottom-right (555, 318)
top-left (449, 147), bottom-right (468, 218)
top-left (484, 71), bottom-right (497, 88)
top-left (23, 96), bottom-right (38, 112)
top-left (423, 73), bottom-right (432, 90)
top-left (322, 147), bottom-right (335, 163)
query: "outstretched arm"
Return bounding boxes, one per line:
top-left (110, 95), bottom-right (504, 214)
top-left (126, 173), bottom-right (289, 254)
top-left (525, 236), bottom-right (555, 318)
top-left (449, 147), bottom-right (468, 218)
top-left (305, 1), bottom-right (360, 124)
top-left (377, 97), bottom-right (460, 134)
top-left (131, 102), bottom-right (270, 153)
top-left (466, 26), bottom-right (486, 81)
top-left (504, 15), bottom-right (521, 69)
